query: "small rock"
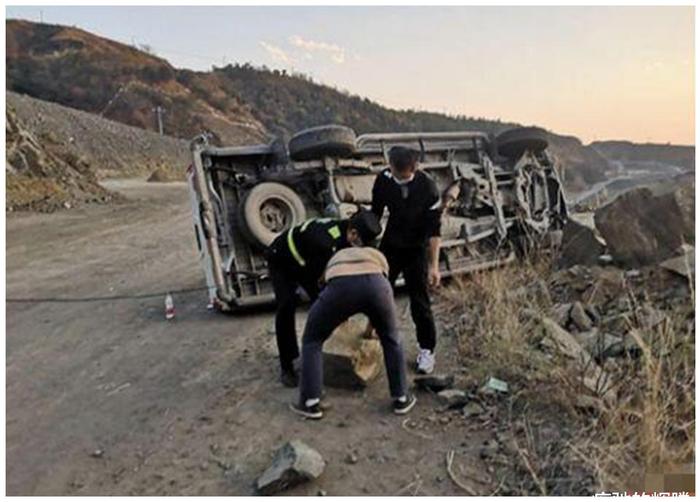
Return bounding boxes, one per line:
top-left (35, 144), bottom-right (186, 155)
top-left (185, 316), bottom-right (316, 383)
top-left (63, 201), bottom-right (72, 209)
top-left (436, 389), bottom-right (469, 408)
top-left (552, 303), bottom-right (572, 327)
top-left (598, 254), bottom-right (614, 265)
top-left (637, 304), bottom-right (666, 329)
top-left (575, 329), bottom-right (623, 360)
top-left (414, 374), bottom-right (454, 392)
top-left (570, 302), bottom-right (594, 331)
top-left (344, 452), bottom-right (358, 465)
top-left (461, 402), bottom-right (485, 418)
top-left (479, 439), bottom-right (499, 460)
top-left (317, 489), bottom-right (327, 496)
top-left (583, 304), bottom-right (601, 325)
top-left (625, 269), bottom-right (641, 279)
top-left (575, 394), bottom-right (604, 412)
top-left (256, 440), bottom-right (325, 495)
top-left (90, 449), bottom-right (104, 458)
top-left (660, 247), bottom-right (695, 279)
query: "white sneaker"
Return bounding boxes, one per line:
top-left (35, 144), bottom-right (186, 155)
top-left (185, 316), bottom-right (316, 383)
top-left (416, 349), bottom-right (435, 374)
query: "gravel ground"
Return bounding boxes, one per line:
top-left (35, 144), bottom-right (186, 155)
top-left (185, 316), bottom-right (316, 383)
top-left (7, 179), bottom-right (493, 496)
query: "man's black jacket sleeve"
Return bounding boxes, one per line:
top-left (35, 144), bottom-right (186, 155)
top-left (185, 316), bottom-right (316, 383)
top-left (371, 175), bottom-right (385, 219)
top-left (425, 180), bottom-right (442, 238)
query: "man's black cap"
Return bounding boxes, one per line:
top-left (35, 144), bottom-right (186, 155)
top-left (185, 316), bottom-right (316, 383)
top-left (349, 208), bottom-right (382, 246)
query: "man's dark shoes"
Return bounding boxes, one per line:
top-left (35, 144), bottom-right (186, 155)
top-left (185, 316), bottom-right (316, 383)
top-left (290, 400), bottom-right (324, 420)
top-left (280, 368), bottom-right (299, 388)
top-left (393, 394), bottom-right (417, 415)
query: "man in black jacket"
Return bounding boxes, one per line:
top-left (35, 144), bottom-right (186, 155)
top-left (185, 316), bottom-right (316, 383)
top-left (371, 146), bottom-right (442, 374)
top-left (266, 209), bottom-right (382, 387)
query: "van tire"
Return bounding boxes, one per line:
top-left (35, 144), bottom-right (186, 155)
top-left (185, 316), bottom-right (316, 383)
top-left (289, 125), bottom-right (357, 161)
top-left (240, 182), bottom-right (307, 247)
top-left (496, 127), bottom-right (549, 160)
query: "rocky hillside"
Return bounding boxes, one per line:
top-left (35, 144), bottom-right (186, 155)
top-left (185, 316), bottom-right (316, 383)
top-left (6, 91), bottom-right (191, 211)
top-left (591, 140), bottom-right (695, 172)
top-left (8, 91), bottom-right (190, 177)
top-left (7, 103), bottom-right (112, 212)
top-left (6, 19), bottom-right (267, 146)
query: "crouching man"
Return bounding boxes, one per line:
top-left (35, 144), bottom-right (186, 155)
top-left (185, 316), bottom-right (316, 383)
top-left (291, 213), bottom-right (416, 420)
top-left (266, 210), bottom-right (380, 387)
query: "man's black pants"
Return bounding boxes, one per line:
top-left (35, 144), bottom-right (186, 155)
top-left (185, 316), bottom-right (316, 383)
top-left (381, 244), bottom-right (437, 352)
top-left (300, 274), bottom-right (408, 401)
top-left (267, 251), bottom-right (320, 372)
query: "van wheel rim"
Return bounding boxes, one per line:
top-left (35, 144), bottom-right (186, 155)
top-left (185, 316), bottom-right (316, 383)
top-left (259, 199), bottom-right (291, 233)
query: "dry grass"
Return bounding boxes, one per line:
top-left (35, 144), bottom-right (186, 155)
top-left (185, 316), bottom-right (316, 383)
top-left (438, 257), bottom-right (695, 494)
top-left (438, 256), bottom-right (554, 384)
top-left (572, 305), bottom-right (695, 490)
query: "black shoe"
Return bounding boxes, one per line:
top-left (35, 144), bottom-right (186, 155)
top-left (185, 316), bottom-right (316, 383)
top-left (290, 400), bottom-right (324, 420)
top-left (280, 368), bottom-right (299, 388)
top-left (393, 394), bottom-right (417, 415)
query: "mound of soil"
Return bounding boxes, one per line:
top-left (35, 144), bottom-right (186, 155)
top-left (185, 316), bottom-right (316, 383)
top-left (8, 91), bottom-right (190, 180)
top-left (6, 105), bottom-right (118, 212)
top-left (147, 166), bottom-right (183, 183)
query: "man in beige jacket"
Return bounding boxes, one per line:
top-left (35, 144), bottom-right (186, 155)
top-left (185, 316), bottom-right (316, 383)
top-left (290, 212), bottom-right (416, 419)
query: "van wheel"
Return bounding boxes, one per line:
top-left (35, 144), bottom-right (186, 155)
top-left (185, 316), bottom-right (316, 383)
top-left (240, 182), bottom-right (307, 247)
top-left (289, 125), bottom-right (357, 161)
top-left (496, 127), bottom-right (548, 160)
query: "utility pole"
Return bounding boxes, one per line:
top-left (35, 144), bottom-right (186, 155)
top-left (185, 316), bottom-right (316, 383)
top-left (39, 9), bottom-right (43, 23)
top-left (152, 106), bottom-right (166, 135)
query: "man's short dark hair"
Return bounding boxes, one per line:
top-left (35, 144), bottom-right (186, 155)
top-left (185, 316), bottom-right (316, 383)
top-left (388, 146), bottom-right (419, 172)
top-left (349, 208), bottom-right (382, 246)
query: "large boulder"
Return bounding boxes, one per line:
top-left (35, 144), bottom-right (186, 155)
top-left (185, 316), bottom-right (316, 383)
top-left (256, 440), bottom-right (325, 495)
top-left (557, 217), bottom-right (606, 267)
top-left (323, 315), bottom-right (382, 389)
top-left (594, 176), bottom-right (694, 267)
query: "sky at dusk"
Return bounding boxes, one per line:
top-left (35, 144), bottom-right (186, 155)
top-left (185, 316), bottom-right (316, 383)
top-left (6, 5), bottom-right (695, 145)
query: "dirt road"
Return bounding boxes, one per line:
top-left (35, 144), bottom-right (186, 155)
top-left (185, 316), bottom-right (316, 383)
top-left (7, 180), bottom-right (489, 496)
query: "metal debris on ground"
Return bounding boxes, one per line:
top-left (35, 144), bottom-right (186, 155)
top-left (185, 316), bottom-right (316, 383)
top-left (480, 377), bottom-right (509, 395)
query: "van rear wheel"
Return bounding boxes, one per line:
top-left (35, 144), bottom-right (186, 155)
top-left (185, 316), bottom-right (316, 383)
top-left (240, 182), bottom-right (307, 247)
top-left (496, 127), bottom-right (548, 160)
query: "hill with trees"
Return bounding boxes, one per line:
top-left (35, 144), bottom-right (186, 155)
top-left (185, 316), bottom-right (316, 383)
top-left (6, 18), bottom-right (623, 189)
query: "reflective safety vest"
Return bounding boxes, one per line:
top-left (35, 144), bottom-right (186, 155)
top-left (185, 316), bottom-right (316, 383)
top-left (285, 218), bottom-right (344, 268)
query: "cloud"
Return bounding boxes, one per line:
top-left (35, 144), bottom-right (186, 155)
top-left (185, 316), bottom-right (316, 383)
top-left (259, 41), bottom-right (292, 64)
top-left (289, 35), bottom-right (346, 64)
